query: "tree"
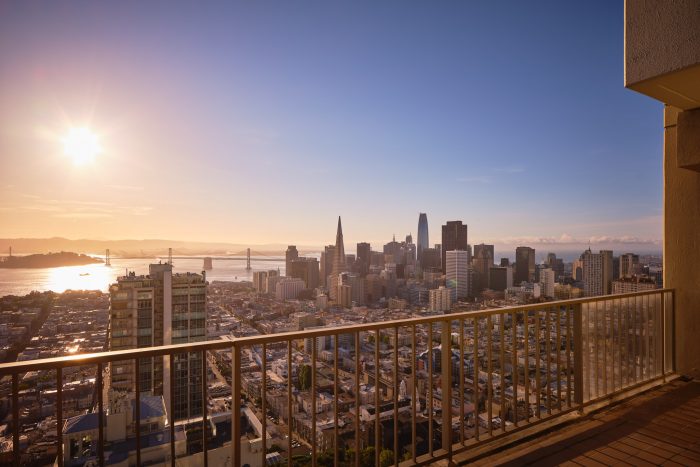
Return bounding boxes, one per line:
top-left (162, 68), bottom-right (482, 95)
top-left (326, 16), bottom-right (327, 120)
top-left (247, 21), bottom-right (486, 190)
top-left (360, 447), bottom-right (375, 467)
top-left (379, 449), bottom-right (394, 467)
top-left (297, 364), bottom-right (311, 390)
top-left (317, 451), bottom-right (334, 467)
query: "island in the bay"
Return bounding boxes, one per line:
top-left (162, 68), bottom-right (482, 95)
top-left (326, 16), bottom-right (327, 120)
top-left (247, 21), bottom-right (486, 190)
top-left (0, 252), bottom-right (103, 268)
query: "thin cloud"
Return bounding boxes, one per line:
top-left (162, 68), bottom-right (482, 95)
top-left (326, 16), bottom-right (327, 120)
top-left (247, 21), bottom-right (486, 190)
top-left (2, 197), bottom-right (153, 219)
top-left (52, 212), bottom-right (113, 219)
top-left (493, 166), bottom-right (525, 174)
top-left (495, 234), bottom-right (660, 245)
top-left (456, 176), bottom-right (492, 184)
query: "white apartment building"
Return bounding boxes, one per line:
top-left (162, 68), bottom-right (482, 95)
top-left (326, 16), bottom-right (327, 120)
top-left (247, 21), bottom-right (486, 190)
top-left (275, 277), bottom-right (305, 300)
top-left (446, 250), bottom-right (470, 300)
top-left (429, 286), bottom-right (452, 312)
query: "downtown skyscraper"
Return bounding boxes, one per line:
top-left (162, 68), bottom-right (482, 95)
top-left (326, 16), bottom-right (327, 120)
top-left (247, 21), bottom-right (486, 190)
top-left (441, 220), bottom-right (468, 274)
top-left (417, 213), bottom-right (429, 263)
top-left (328, 216), bottom-right (347, 301)
top-left (515, 246), bottom-right (536, 284)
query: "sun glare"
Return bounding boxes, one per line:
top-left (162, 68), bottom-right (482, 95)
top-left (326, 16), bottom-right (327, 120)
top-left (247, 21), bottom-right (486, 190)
top-left (62, 127), bottom-right (102, 166)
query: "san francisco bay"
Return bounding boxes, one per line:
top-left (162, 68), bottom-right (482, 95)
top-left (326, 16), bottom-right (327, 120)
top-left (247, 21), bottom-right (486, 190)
top-left (0, 256), bottom-right (290, 296)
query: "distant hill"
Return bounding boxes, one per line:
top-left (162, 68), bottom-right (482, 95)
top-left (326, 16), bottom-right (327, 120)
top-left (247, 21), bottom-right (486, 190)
top-left (0, 252), bottom-right (102, 268)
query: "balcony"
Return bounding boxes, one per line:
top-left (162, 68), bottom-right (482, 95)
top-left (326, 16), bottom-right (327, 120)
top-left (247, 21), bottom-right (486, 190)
top-left (0, 289), bottom-right (678, 466)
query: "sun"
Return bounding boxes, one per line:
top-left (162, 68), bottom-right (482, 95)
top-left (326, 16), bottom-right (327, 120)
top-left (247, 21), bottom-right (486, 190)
top-left (62, 127), bottom-right (102, 166)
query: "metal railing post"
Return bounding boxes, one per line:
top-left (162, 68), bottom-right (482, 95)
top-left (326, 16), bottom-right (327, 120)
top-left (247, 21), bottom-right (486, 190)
top-left (135, 357), bottom-right (141, 467)
top-left (97, 362), bottom-right (104, 467)
top-left (573, 303), bottom-right (584, 412)
top-left (441, 318), bottom-right (452, 459)
top-left (169, 354), bottom-right (176, 467)
top-left (671, 289), bottom-right (676, 373)
top-left (202, 349), bottom-right (208, 467)
top-left (232, 344), bottom-right (242, 467)
top-left (57, 368), bottom-right (63, 467)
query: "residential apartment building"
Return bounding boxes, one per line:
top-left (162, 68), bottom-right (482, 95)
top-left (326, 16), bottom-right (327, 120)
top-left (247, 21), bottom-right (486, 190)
top-left (109, 263), bottom-right (207, 421)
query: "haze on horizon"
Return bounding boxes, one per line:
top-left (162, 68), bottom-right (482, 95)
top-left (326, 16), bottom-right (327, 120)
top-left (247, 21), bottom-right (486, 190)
top-left (0, 2), bottom-right (662, 250)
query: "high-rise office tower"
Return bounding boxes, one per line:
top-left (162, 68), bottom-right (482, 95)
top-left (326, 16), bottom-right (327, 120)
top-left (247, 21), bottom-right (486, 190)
top-left (383, 236), bottom-right (403, 265)
top-left (345, 254), bottom-right (356, 272)
top-left (572, 257), bottom-right (584, 282)
top-left (441, 221), bottom-right (468, 274)
top-left (320, 245), bottom-right (335, 287)
top-left (600, 250), bottom-right (614, 294)
top-left (336, 272), bottom-right (364, 307)
top-left (545, 253), bottom-right (565, 281)
top-left (329, 217), bottom-right (347, 301)
top-left (514, 246), bottom-right (536, 284)
top-left (539, 267), bottom-right (556, 298)
top-left (417, 213), bottom-right (429, 263)
top-left (420, 248), bottom-right (441, 271)
top-left (109, 263), bottom-right (206, 421)
top-left (252, 271), bottom-right (268, 293)
top-left (489, 267), bottom-right (508, 291)
top-left (446, 250), bottom-right (470, 300)
top-left (620, 253), bottom-right (641, 277)
top-left (405, 234), bottom-right (417, 266)
top-left (288, 257), bottom-right (320, 289)
top-left (473, 244), bottom-right (494, 265)
top-left (285, 245), bottom-right (299, 276)
top-left (332, 217), bottom-right (346, 275)
top-left (582, 248), bottom-right (603, 297)
top-left (356, 242), bottom-right (371, 277)
top-left (471, 245), bottom-right (493, 293)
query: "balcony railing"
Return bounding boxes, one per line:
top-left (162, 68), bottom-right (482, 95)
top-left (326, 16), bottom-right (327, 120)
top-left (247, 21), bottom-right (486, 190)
top-left (0, 289), bottom-right (674, 466)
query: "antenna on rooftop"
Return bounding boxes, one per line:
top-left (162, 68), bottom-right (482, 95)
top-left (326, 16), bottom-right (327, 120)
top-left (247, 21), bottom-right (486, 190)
top-left (168, 248), bottom-right (173, 265)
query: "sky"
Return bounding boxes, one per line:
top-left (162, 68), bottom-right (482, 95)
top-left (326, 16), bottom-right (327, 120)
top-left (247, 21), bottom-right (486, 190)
top-left (0, 1), bottom-right (663, 252)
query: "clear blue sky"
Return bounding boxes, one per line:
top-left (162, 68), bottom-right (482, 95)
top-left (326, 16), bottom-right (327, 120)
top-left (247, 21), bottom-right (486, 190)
top-left (0, 1), bottom-right (662, 252)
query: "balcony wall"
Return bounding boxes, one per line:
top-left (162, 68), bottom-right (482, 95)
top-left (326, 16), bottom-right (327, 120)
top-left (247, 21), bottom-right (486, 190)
top-left (625, 0), bottom-right (700, 377)
top-left (663, 106), bottom-right (700, 377)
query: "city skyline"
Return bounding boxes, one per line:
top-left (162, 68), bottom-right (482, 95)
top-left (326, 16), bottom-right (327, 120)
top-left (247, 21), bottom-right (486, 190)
top-left (0, 2), bottom-right (662, 247)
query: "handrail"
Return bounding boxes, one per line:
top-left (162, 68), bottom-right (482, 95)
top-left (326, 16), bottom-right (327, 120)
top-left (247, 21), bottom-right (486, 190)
top-left (0, 288), bottom-right (673, 376)
top-left (2, 288), bottom-right (675, 467)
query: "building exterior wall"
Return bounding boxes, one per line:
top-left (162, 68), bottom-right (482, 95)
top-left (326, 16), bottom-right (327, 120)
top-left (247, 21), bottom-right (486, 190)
top-left (611, 276), bottom-right (657, 294)
top-left (514, 247), bottom-right (535, 285)
top-left (429, 286), bottom-right (451, 312)
top-left (539, 268), bottom-right (555, 299)
top-left (582, 250), bottom-right (603, 297)
top-left (275, 277), bottom-right (305, 300)
top-left (109, 265), bottom-right (206, 421)
top-left (445, 250), bottom-right (470, 300)
top-left (417, 213), bottom-right (429, 263)
top-left (441, 221), bottom-right (468, 274)
top-left (664, 105), bottom-right (700, 376)
top-left (600, 250), bottom-right (614, 295)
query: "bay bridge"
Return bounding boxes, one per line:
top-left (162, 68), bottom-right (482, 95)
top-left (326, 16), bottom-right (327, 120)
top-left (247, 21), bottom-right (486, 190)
top-left (104, 248), bottom-right (285, 272)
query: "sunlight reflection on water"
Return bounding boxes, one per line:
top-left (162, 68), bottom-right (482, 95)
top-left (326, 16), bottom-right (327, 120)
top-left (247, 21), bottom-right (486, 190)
top-left (0, 256), bottom-right (293, 296)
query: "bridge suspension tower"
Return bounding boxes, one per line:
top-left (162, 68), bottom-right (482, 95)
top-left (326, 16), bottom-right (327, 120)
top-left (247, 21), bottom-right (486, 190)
top-left (246, 248), bottom-right (251, 271)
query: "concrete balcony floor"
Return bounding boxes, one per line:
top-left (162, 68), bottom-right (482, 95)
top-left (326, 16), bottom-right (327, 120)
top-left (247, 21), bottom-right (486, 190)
top-left (473, 379), bottom-right (700, 467)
